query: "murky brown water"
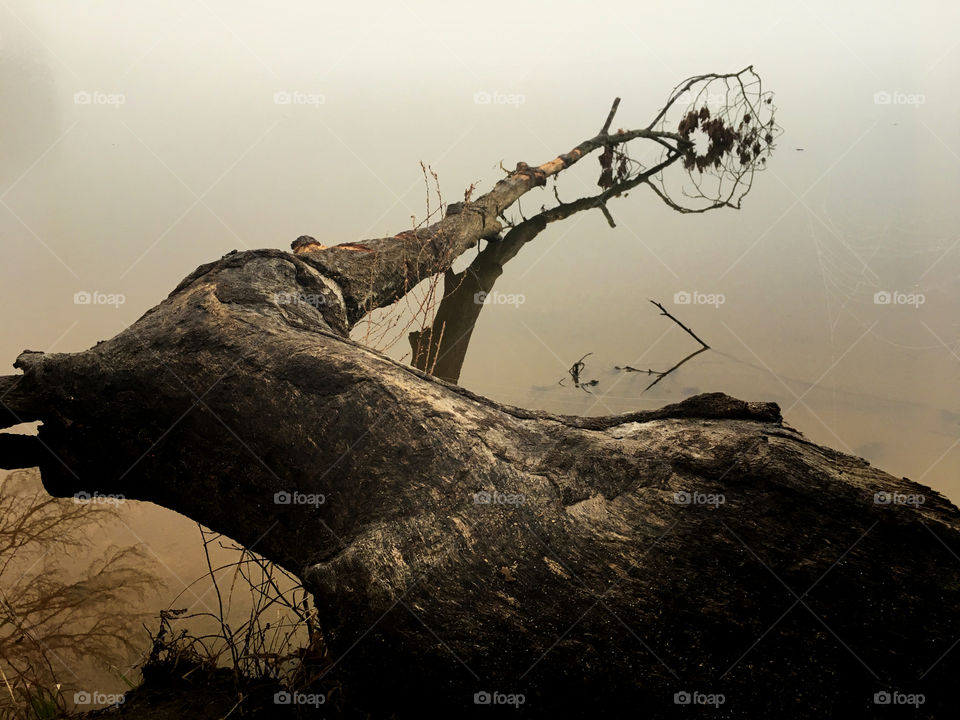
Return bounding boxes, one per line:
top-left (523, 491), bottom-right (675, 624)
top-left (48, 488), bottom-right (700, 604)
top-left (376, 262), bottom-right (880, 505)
top-left (2, 0), bottom-right (959, 704)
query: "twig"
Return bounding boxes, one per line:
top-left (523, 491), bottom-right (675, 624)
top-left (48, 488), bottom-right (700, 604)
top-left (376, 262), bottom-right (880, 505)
top-left (615, 301), bottom-right (711, 392)
top-left (615, 365), bottom-right (662, 374)
top-left (559, 352), bottom-right (595, 389)
top-left (643, 346), bottom-right (709, 391)
top-left (599, 204), bottom-right (616, 228)
top-left (649, 300), bottom-right (710, 349)
top-left (600, 97), bottom-right (621, 135)
top-left (199, 526), bottom-right (238, 674)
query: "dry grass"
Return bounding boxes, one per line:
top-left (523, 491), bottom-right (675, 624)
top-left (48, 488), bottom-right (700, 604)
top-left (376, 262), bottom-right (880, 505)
top-left (0, 469), bottom-right (158, 719)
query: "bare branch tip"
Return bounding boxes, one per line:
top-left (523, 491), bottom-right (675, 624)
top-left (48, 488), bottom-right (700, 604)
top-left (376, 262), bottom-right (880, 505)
top-left (600, 97), bottom-right (622, 135)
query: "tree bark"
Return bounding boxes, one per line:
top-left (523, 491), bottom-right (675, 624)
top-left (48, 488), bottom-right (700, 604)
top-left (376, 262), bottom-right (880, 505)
top-left (2, 248), bottom-right (959, 716)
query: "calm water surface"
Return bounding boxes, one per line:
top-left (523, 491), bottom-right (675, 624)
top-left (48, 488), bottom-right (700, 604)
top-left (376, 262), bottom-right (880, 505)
top-left (1, 0), bottom-right (958, 699)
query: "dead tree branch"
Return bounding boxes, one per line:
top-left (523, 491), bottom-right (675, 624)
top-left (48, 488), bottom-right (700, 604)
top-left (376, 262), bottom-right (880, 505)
top-left (649, 299), bottom-right (711, 349)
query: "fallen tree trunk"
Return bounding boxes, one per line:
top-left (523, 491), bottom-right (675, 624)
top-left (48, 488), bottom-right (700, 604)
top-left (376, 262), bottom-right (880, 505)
top-left (2, 70), bottom-right (958, 717)
top-left (2, 248), bottom-right (959, 716)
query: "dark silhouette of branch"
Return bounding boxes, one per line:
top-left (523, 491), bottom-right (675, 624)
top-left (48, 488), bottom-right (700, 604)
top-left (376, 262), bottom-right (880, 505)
top-left (646, 65), bottom-right (781, 214)
top-left (600, 97), bottom-right (621, 135)
top-left (642, 346), bottom-right (710, 391)
top-left (409, 155), bottom-right (685, 383)
top-left (616, 301), bottom-right (711, 391)
top-left (558, 353), bottom-right (598, 391)
top-left (649, 300), bottom-right (710, 349)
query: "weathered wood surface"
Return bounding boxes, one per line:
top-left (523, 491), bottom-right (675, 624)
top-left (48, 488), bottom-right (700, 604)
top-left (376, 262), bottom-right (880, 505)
top-left (3, 247), bottom-right (958, 716)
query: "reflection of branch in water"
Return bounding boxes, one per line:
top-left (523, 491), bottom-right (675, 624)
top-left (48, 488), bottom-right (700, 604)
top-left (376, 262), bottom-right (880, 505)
top-left (409, 71), bottom-right (776, 384)
top-left (558, 353), bottom-right (599, 392)
top-left (649, 66), bottom-right (781, 213)
top-left (618, 346), bottom-right (710, 391)
top-left (616, 300), bottom-right (711, 392)
top-left (409, 156), bottom-right (683, 384)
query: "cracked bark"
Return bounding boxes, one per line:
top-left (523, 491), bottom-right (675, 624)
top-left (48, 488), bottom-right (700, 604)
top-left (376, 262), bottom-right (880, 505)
top-left (2, 249), bottom-right (959, 716)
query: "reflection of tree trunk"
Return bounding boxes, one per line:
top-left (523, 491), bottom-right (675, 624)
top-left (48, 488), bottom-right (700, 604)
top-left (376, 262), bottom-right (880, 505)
top-left (408, 270), bottom-right (477, 383)
top-left (407, 164), bottom-right (667, 384)
top-left (408, 217), bottom-right (539, 383)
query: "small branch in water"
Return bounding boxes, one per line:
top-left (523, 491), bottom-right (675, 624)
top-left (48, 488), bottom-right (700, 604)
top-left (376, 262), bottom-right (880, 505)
top-left (615, 300), bottom-right (712, 392)
top-left (649, 300), bottom-right (710, 349)
top-left (615, 365), bottom-right (663, 374)
top-left (568, 352), bottom-right (591, 384)
top-left (559, 353), bottom-right (599, 392)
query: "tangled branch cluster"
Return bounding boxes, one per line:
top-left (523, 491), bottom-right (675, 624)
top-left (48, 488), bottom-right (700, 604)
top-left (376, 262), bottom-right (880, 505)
top-left (678, 100), bottom-right (776, 172)
top-left (651, 65), bottom-right (782, 212)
